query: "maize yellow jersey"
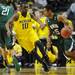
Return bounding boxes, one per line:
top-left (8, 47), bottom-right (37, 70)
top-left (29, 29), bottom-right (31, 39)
top-left (37, 17), bottom-right (49, 39)
top-left (13, 11), bottom-right (39, 53)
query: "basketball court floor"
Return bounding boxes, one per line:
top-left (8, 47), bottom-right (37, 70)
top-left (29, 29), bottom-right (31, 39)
top-left (0, 66), bottom-right (75, 75)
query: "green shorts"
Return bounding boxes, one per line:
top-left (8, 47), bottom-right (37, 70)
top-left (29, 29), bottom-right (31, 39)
top-left (64, 37), bottom-right (75, 51)
top-left (0, 27), bottom-right (13, 49)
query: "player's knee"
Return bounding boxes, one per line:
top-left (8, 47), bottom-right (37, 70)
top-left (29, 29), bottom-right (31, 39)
top-left (35, 40), bottom-right (42, 46)
top-left (40, 39), bottom-right (47, 46)
top-left (35, 40), bottom-right (44, 50)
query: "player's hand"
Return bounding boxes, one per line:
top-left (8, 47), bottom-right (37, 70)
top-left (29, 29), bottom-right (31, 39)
top-left (32, 24), bottom-right (36, 29)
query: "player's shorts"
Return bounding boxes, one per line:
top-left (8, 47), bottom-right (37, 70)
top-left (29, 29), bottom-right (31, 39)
top-left (51, 36), bottom-right (65, 54)
top-left (64, 36), bottom-right (75, 52)
top-left (29, 30), bottom-right (39, 43)
top-left (51, 36), bottom-right (64, 47)
top-left (0, 27), bottom-right (13, 49)
top-left (16, 30), bottom-right (39, 53)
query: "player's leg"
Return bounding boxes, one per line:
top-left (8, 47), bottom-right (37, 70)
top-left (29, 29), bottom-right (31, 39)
top-left (2, 29), bottom-right (17, 72)
top-left (0, 47), bottom-right (5, 68)
top-left (0, 29), bottom-right (6, 59)
top-left (40, 38), bottom-right (47, 51)
top-left (21, 48), bottom-right (30, 67)
top-left (28, 53), bottom-right (35, 67)
top-left (0, 29), bottom-right (10, 72)
top-left (30, 30), bottom-right (51, 69)
top-left (30, 30), bottom-right (51, 67)
top-left (65, 51), bottom-right (75, 60)
top-left (65, 37), bottom-right (75, 60)
top-left (56, 38), bottom-right (66, 67)
top-left (31, 48), bottom-right (49, 72)
top-left (0, 46), bottom-right (5, 61)
top-left (35, 40), bottom-right (51, 67)
top-left (57, 46), bottom-right (66, 67)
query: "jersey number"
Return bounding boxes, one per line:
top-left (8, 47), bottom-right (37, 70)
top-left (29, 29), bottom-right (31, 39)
top-left (22, 23), bottom-right (28, 29)
top-left (2, 7), bottom-right (9, 15)
top-left (54, 29), bottom-right (60, 34)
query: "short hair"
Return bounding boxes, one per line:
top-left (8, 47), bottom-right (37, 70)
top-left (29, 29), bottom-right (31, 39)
top-left (44, 5), bottom-right (53, 12)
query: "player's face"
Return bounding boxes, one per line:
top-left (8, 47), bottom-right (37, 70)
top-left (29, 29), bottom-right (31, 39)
top-left (43, 8), bottom-right (48, 17)
top-left (34, 11), bottom-right (41, 18)
top-left (44, 8), bottom-right (52, 17)
top-left (21, 9), bottom-right (27, 17)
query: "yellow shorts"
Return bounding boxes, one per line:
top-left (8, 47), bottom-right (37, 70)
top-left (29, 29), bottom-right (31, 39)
top-left (17, 30), bottom-right (39, 53)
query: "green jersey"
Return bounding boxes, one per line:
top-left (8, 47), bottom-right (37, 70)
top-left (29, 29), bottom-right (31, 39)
top-left (0, 3), bottom-right (14, 48)
top-left (47, 14), bottom-right (64, 39)
top-left (0, 4), bottom-right (14, 28)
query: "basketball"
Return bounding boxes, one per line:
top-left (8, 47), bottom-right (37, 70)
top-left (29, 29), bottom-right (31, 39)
top-left (61, 26), bottom-right (72, 39)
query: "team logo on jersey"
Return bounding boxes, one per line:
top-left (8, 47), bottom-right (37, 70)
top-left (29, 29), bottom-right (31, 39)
top-left (50, 24), bottom-right (58, 29)
top-left (19, 19), bottom-right (31, 29)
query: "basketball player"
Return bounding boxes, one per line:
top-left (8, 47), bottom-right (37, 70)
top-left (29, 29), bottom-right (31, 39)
top-left (43, 5), bottom-right (73, 67)
top-left (6, 5), bottom-right (50, 72)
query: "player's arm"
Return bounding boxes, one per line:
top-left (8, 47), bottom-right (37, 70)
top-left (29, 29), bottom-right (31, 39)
top-left (30, 13), bottom-right (46, 29)
top-left (57, 15), bottom-right (73, 31)
top-left (47, 29), bottom-right (52, 50)
top-left (64, 20), bottom-right (73, 31)
top-left (46, 19), bottom-right (52, 50)
top-left (6, 13), bottom-right (19, 36)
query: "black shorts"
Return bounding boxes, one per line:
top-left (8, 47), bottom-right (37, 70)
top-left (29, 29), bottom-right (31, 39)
top-left (51, 37), bottom-right (65, 54)
top-left (51, 37), bottom-right (64, 48)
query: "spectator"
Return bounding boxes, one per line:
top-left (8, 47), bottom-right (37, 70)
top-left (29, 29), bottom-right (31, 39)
top-left (34, 0), bottom-right (47, 7)
top-left (66, 3), bottom-right (75, 31)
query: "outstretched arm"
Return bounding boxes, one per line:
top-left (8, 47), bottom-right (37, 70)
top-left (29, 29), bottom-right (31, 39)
top-left (30, 13), bottom-right (46, 29)
top-left (5, 13), bottom-right (19, 36)
top-left (58, 15), bottom-right (73, 31)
